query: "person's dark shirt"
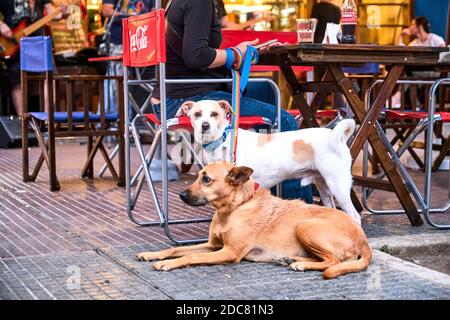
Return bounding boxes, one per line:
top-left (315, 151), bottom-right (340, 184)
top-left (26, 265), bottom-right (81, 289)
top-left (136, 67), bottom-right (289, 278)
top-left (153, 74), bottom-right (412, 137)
top-left (0, 0), bottom-right (50, 29)
top-left (102, 0), bottom-right (154, 45)
top-left (153, 0), bottom-right (227, 99)
top-left (311, 2), bottom-right (341, 43)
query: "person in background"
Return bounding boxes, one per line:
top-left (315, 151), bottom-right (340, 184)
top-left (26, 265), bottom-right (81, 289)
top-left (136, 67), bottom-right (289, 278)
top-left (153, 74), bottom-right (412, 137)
top-left (215, 0), bottom-right (276, 112)
top-left (390, 16), bottom-right (446, 108)
top-left (311, 0), bottom-right (341, 80)
top-left (214, 0), bottom-right (261, 30)
top-left (101, 0), bottom-right (155, 115)
top-left (310, 0), bottom-right (345, 114)
top-left (0, 0), bottom-right (67, 117)
top-left (311, 0), bottom-right (341, 44)
top-left (398, 16), bottom-right (445, 47)
top-left (150, 0), bottom-right (312, 202)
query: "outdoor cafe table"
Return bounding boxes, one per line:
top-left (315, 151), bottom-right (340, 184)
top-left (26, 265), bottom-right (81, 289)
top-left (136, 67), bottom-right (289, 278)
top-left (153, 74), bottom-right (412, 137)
top-left (258, 44), bottom-right (449, 227)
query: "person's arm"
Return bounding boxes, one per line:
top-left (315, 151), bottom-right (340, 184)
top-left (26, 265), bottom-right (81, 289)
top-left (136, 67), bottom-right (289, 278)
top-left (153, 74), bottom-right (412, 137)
top-left (222, 12), bottom-right (274, 31)
top-left (221, 17), bottom-right (257, 30)
top-left (0, 20), bottom-right (13, 38)
top-left (434, 35), bottom-right (446, 47)
top-left (102, 3), bottom-right (124, 18)
top-left (182, 0), bottom-right (259, 70)
top-left (208, 39), bottom-right (259, 68)
top-left (398, 28), bottom-right (410, 45)
top-left (0, 4), bottom-right (12, 38)
top-left (44, 2), bottom-right (68, 21)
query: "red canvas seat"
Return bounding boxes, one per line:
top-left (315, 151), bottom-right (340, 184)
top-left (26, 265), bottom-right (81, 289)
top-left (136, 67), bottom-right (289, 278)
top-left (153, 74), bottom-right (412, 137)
top-left (145, 114), bottom-right (272, 130)
top-left (287, 109), bottom-right (339, 119)
top-left (386, 110), bottom-right (450, 122)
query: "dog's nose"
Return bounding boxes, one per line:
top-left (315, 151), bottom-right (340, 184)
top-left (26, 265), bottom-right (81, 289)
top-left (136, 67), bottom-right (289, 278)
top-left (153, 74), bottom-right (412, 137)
top-left (179, 190), bottom-right (189, 203)
top-left (201, 122), bottom-right (210, 133)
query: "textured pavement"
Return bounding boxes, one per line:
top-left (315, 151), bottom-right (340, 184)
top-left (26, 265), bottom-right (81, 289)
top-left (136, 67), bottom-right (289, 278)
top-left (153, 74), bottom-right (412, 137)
top-left (1, 143), bottom-right (450, 300)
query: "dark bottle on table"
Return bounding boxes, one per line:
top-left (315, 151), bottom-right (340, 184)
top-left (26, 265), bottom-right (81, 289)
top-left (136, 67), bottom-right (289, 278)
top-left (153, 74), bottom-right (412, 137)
top-left (340, 0), bottom-right (357, 44)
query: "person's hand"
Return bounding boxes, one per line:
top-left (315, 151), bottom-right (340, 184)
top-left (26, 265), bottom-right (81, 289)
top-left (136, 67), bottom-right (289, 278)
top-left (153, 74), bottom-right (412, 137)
top-left (401, 28), bottom-right (411, 36)
top-left (235, 39), bottom-right (259, 57)
top-left (254, 12), bottom-right (276, 23)
top-left (60, 4), bottom-right (70, 19)
top-left (0, 22), bottom-right (13, 38)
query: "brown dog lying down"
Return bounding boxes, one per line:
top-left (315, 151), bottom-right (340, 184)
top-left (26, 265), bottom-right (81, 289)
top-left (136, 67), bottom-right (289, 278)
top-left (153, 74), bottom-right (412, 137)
top-left (136, 163), bottom-right (372, 279)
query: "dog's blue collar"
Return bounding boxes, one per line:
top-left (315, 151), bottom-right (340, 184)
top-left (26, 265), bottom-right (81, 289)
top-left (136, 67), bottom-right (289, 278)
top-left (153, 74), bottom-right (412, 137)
top-left (202, 126), bottom-right (232, 152)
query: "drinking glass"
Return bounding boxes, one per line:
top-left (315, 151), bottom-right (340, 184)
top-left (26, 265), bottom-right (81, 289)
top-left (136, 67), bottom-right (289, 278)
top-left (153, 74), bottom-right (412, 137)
top-left (296, 18), bottom-right (318, 43)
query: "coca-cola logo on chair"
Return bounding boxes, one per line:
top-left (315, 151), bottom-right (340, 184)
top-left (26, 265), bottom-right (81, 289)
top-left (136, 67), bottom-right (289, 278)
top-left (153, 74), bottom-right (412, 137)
top-left (122, 10), bottom-right (166, 67)
top-left (130, 25), bottom-right (148, 52)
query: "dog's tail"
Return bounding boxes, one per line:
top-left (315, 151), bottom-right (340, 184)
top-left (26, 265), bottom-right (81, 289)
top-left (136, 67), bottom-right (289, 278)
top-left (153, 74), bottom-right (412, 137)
top-left (331, 119), bottom-right (356, 145)
top-left (322, 241), bottom-right (372, 279)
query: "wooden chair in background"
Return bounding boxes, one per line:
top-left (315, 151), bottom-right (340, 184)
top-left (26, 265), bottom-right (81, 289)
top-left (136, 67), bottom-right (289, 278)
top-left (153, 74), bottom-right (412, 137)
top-left (21, 36), bottom-right (124, 191)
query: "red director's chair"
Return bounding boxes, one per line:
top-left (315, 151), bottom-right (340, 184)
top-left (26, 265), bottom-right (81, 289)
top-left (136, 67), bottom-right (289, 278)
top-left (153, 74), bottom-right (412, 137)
top-left (123, 10), bottom-right (282, 244)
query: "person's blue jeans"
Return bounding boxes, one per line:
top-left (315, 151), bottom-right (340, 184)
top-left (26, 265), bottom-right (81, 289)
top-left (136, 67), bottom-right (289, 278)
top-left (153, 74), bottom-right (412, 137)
top-left (153, 84), bottom-right (313, 203)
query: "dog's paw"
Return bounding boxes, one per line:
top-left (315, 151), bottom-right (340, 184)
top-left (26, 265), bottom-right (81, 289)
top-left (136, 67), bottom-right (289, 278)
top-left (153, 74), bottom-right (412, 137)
top-left (153, 260), bottom-right (177, 271)
top-left (289, 262), bottom-right (305, 272)
top-left (272, 257), bottom-right (294, 266)
top-left (136, 252), bottom-right (160, 261)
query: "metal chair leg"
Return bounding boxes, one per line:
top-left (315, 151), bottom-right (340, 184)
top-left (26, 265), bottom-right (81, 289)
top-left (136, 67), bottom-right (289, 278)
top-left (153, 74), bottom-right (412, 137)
top-left (124, 76), bottom-right (282, 243)
top-left (362, 78), bottom-right (450, 229)
top-left (127, 115), bottom-right (212, 237)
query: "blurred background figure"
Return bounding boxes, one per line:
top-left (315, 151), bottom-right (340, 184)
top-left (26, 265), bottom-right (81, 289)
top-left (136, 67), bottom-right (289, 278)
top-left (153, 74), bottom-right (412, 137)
top-left (214, 0), bottom-right (277, 105)
top-left (214, 0), bottom-right (273, 30)
top-left (391, 16), bottom-right (446, 108)
top-left (311, 0), bottom-right (340, 83)
top-left (311, 0), bottom-right (341, 44)
top-left (101, 0), bottom-right (154, 115)
top-left (0, 0), bottom-right (67, 116)
top-left (398, 16), bottom-right (445, 47)
top-left (310, 0), bottom-right (345, 113)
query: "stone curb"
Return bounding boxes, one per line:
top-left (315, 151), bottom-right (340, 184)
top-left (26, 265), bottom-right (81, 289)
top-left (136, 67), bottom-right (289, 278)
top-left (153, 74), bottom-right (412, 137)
top-left (369, 234), bottom-right (450, 288)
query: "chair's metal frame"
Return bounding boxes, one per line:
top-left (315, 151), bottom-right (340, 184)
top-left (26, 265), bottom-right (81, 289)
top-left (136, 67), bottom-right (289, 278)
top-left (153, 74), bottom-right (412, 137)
top-left (98, 68), bottom-right (156, 178)
top-left (124, 77), bottom-right (281, 244)
top-left (125, 77), bottom-right (281, 244)
top-left (362, 78), bottom-right (450, 229)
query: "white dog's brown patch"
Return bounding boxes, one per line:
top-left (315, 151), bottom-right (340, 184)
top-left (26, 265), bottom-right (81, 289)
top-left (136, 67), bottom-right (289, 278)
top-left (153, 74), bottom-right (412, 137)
top-left (292, 140), bottom-right (315, 163)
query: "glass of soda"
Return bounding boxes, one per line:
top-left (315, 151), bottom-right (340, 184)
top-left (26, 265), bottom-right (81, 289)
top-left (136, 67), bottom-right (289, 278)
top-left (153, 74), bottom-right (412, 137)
top-left (296, 18), bottom-right (318, 43)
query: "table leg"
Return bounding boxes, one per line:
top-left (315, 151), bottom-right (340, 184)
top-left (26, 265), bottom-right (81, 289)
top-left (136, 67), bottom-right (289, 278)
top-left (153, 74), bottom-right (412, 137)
top-left (280, 66), bottom-right (320, 128)
top-left (328, 63), bottom-right (423, 226)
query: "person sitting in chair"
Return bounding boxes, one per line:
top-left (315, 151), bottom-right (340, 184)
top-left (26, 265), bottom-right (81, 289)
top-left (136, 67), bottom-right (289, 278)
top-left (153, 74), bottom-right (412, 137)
top-left (150, 0), bottom-right (312, 202)
top-left (0, 0), bottom-right (67, 117)
top-left (390, 16), bottom-right (446, 109)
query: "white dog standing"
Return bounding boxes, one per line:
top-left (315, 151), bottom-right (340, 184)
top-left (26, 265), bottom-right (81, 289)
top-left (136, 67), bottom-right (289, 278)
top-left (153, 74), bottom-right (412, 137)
top-left (176, 100), bottom-right (361, 224)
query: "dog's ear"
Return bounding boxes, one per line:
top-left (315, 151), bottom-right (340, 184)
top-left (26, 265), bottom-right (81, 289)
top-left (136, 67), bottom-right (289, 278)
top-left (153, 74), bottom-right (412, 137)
top-left (217, 100), bottom-right (234, 115)
top-left (176, 101), bottom-right (195, 116)
top-left (225, 166), bottom-right (254, 185)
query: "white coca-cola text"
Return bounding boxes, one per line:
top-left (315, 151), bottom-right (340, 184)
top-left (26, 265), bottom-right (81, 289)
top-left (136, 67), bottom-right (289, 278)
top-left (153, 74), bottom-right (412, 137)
top-left (130, 25), bottom-right (148, 52)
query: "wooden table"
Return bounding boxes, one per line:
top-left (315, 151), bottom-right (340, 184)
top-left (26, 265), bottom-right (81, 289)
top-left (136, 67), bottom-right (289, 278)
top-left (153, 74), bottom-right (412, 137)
top-left (259, 44), bottom-right (448, 227)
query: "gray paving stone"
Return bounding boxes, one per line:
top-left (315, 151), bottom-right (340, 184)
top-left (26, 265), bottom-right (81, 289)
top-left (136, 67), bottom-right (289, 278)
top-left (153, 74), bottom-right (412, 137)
top-left (1, 145), bottom-right (450, 299)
